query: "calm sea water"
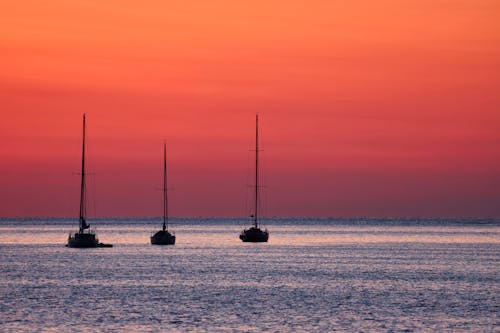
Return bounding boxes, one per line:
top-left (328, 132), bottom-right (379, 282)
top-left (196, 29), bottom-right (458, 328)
top-left (0, 217), bottom-right (498, 332)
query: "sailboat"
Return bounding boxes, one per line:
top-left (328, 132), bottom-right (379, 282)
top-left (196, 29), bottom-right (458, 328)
top-left (67, 114), bottom-right (112, 248)
top-left (240, 114), bottom-right (269, 242)
top-left (151, 143), bottom-right (176, 245)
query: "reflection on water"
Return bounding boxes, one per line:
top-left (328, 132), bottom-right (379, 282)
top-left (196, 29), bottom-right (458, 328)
top-left (0, 218), bottom-right (498, 332)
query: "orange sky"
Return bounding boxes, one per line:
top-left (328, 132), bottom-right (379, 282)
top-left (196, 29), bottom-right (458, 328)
top-left (1, 0), bottom-right (499, 217)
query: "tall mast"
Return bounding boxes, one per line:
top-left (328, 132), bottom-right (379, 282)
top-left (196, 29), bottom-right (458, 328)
top-left (79, 113), bottom-right (86, 233)
top-left (163, 143), bottom-right (168, 231)
top-left (254, 113), bottom-right (259, 228)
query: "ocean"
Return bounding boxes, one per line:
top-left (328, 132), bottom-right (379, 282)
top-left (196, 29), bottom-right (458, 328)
top-left (0, 217), bottom-right (498, 332)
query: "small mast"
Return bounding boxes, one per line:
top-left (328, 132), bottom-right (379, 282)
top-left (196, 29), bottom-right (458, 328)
top-left (79, 113), bottom-right (87, 233)
top-left (163, 142), bottom-right (168, 231)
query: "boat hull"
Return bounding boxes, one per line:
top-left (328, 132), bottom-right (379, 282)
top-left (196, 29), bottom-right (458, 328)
top-left (67, 232), bottom-right (99, 248)
top-left (151, 230), bottom-right (176, 245)
top-left (240, 227), bottom-right (269, 242)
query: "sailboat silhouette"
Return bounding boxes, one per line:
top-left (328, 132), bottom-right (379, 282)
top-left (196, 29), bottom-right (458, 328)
top-left (67, 114), bottom-right (112, 248)
top-left (151, 143), bottom-right (176, 245)
top-left (240, 114), bottom-right (269, 242)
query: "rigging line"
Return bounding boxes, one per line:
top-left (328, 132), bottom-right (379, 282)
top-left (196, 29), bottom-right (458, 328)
top-left (163, 142), bottom-right (168, 231)
top-left (258, 132), bottom-right (266, 220)
top-left (79, 113), bottom-right (86, 232)
top-left (244, 131), bottom-right (253, 223)
top-left (90, 167), bottom-right (98, 221)
top-left (262, 184), bottom-right (268, 220)
top-left (254, 113), bottom-right (259, 228)
top-left (86, 119), bottom-right (98, 221)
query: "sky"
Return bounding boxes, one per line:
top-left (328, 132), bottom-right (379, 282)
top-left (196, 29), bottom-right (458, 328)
top-left (1, 0), bottom-right (499, 217)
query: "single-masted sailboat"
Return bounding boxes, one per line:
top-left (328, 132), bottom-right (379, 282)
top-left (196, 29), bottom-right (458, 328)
top-left (67, 114), bottom-right (112, 248)
top-left (240, 114), bottom-right (269, 242)
top-left (151, 143), bottom-right (176, 245)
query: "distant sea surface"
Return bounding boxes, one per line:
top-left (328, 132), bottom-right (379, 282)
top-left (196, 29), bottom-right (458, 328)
top-left (0, 217), bottom-right (498, 332)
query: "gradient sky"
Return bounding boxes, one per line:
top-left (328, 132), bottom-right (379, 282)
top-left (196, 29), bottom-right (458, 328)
top-left (1, 0), bottom-right (499, 217)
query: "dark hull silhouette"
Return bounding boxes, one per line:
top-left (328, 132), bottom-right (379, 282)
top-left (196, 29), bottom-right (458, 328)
top-left (67, 232), bottom-right (113, 248)
top-left (67, 232), bottom-right (98, 248)
top-left (240, 227), bottom-right (269, 242)
top-left (151, 230), bottom-right (176, 245)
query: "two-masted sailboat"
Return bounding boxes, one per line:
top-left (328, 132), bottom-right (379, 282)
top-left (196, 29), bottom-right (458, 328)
top-left (240, 114), bottom-right (269, 242)
top-left (151, 143), bottom-right (176, 245)
top-left (67, 114), bottom-right (112, 248)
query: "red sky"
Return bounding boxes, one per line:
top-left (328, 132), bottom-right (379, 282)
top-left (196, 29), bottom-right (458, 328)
top-left (1, 0), bottom-right (499, 217)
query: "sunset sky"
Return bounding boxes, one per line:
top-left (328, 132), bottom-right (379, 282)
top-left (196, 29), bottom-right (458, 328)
top-left (1, 0), bottom-right (499, 217)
